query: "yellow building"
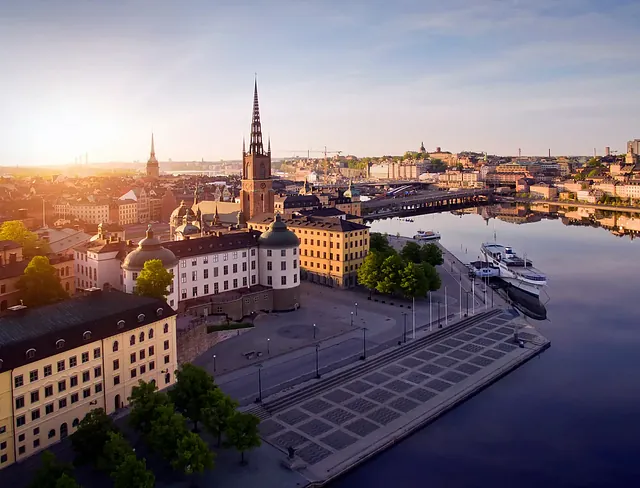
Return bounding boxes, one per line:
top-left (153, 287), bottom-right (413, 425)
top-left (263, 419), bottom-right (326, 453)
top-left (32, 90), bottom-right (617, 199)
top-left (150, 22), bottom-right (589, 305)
top-left (0, 289), bottom-right (177, 470)
top-left (249, 214), bottom-right (370, 288)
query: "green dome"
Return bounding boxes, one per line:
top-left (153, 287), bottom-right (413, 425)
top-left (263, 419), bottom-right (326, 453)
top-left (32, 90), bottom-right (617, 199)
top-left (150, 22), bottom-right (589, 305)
top-left (258, 214), bottom-right (299, 249)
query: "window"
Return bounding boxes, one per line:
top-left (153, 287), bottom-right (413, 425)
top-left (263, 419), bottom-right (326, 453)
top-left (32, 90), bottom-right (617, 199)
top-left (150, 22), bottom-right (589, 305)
top-left (58, 380), bottom-right (66, 393)
top-left (72, 418), bottom-right (79, 428)
top-left (164, 340), bottom-right (169, 351)
top-left (18, 446), bottom-right (25, 455)
top-left (267, 276), bottom-right (272, 285)
top-left (233, 279), bottom-right (238, 288)
top-left (31, 409), bottom-right (40, 421)
top-left (70, 376), bottom-right (78, 387)
top-left (251, 248), bottom-right (256, 256)
top-left (293, 259), bottom-right (297, 269)
top-left (58, 398), bottom-right (67, 409)
top-left (203, 269), bottom-right (208, 279)
top-left (267, 261), bottom-right (272, 271)
top-left (95, 383), bottom-right (102, 394)
top-left (45, 403), bottom-right (54, 415)
top-left (223, 253), bottom-right (228, 261)
top-left (281, 276), bottom-right (287, 285)
top-left (113, 341), bottom-right (119, 352)
top-left (148, 328), bottom-right (154, 339)
top-left (192, 271), bottom-right (197, 281)
top-left (83, 331), bottom-right (91, 341)
top-left (130, 335), bottom-right (135, 346)
top-left (30, 391), bottom-right (39, 403)
top-left (204, 284), bottom-right (209, 294)
top-left (233, 264), bottom-right (238, 273)
top-left (140, 365), bottom-right (146, 374)
top-left (223, 280), bottom-right (228, 290)
top-left (114, 375), bottom-right (120, 386)
top-left (181, 273), bottom-right (187, 283)
top-left (293, 248), bottom-right (297, 255)
top-left (33, 427), bottom-right (39, 435)
top-left (82, 371), bottom-right (90, 383)
top-left (15, 397), bottom-right (24, 409)
top-left (130, 353), bottom-right (136, 364)
top-left (181, 260), bottom-right (186, 268)
top-left (130, 369), bottom-right (137, 379)
top-left (139, 331), bottom-right (145, 343)
top-left (281, 261), bottom-right (286, 271)
top-left (149, 361), bottom-right (155, 371)
top-left (16, 416), bottom-right (25, 427)
top-left (81, 352), bottom-right (89, 363)
top-left (93, 348), bottom-right (101, 359)
top-left (48, 429), bottom-right (55, 439)
top-left (214, 282), bottom-right (219, 294)
top-left (26, 349), bottom-right (36, 360)
top-left (164, 355), bottom-right (170, 364)
top-left (192, 286), bottom-right (198, 297)
top-left (267, 250), bottom-right (272, 257)
top-left (140, 349), bottom-right (146, 360)
top-left (223, 265), bottom-right (228, 275)
top-left (213, 267), bottom-right (219, 277)
top-left (242, 262), bottom-right (247, 272)
top-left (149, 345), bottom-right (155, 356)
top-left (164, 323), bottom-right (169, 334)
top-left (69, 356), bottom-right (77, 368)
top-left (232, 251), bottom-right (238, 259)
top-left (251, 275), bottom-right (256, 285)
top-left (165, 373), bottom-right (171, 384)
top-left (45, 385), bottom-right (53, 398)
top-left (242, 277), bottom-right (247, 287)
top-left (56, 339), bottom-right (65, 350)
top-left (213, 255), bottom-right (219, 263)
top-left (29, 370), bottom-right (38, 382)
top-left (83, 388), bottom-right (90, 399)
top-left (203, 256), bottom-right (208, 264)
top-left (113, 359), bottom-right (120, 370)
top-left (181, 289), bottom-right (187, 299)
top-left (294, 274), bottom-right (298, 283)
top-left (43, 365), bottom-right (52, 377)
top-left (281, 249), bottom-right (286, 257)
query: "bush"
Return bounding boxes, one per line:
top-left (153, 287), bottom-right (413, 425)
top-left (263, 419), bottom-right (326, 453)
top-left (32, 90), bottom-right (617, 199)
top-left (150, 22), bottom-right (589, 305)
top-left (206, 322), bottom-right (254, 334)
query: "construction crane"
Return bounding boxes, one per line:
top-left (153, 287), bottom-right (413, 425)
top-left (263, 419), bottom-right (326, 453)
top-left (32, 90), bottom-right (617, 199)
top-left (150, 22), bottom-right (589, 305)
top-left (279, 147), bottom-right (342, 181)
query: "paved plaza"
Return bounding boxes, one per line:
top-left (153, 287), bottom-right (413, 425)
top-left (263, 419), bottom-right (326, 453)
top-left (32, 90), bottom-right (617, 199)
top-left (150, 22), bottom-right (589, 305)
top-left (251, 309), bottom-right (549, 484)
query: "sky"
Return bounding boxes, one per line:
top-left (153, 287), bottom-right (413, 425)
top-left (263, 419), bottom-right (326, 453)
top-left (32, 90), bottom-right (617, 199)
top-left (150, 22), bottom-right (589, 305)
top-left (1, 0), bottom-right (640, 165)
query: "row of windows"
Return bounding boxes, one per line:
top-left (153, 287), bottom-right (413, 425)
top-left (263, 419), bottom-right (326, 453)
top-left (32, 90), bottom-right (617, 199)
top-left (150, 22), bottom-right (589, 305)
top-left (303, 262), bottom-right (361, 273)
top-left (180, 276), bottom-right (255, 300)
top-left (266, 275), bottom-right (297, 286)
top-left (302, 250), bottom-right (366, 261)
top-left (112, 324), bottom-right (167, 351)
top-left (301, 238), bottom-right (367, 248)
top-left (265, 249), bottom-right (297, 257)
top-left (15, 382), bottom-right (103, 428)
top-left (113, 355), bottom-right (171, 386)
top-left (179, 262), bottom-right (255, 283)
top-left (266, 260), bottom-right (297, 271)
top-left (15, 366), bottom-right (102, 409)
top-left (179, 249), bottom-right (255, 268)
top-left (14, 348), bottom-right (101, 388)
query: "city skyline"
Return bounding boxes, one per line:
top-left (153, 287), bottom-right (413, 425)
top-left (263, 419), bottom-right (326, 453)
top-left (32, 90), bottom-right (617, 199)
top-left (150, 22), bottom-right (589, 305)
top-left (1, 0), bottom-right (640, 166)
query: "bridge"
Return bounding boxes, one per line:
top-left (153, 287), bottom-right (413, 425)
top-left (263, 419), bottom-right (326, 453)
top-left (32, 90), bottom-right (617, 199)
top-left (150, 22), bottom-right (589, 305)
top-left (362, 189), bottom-right (494, 219)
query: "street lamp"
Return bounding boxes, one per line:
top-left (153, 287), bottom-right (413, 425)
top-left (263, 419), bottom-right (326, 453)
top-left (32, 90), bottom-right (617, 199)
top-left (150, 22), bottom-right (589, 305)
top-left (350, 311), bottom-right (354, 327)
top-left (213, 354), bottom-right (217, 372)
top-left (355, 302), bottom-right (358, 316)
top-left (315, 344), bottom-right (320, 378)
top-left (361, 327), bottom-right (367, 360)
top-left (267, 338), bottom-right (270, 355)
top-left (402, 312), bottom-right (407, 343)
top-left (256, 364), bottom-right (263, 403)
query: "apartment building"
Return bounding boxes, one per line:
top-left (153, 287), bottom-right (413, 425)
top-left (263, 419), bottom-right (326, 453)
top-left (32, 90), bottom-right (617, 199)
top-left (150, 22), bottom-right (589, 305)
top-left (0, 290), bottom-right (177, 470)
top-left (54, 201), bottom-right (110, 225)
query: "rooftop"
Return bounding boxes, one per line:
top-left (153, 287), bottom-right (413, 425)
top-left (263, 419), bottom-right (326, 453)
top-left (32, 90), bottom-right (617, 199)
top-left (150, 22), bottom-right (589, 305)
top-left (249, 213), bottom-right (369, 232)
top-left (164, 230), bottom-right (261, 259)
top-left (0, 240), bottom-right (21, 251)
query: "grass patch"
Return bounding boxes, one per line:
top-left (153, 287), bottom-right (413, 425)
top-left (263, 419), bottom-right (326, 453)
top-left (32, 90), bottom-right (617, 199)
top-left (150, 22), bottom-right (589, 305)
top-left (206, 322), bottom-right (254, 334)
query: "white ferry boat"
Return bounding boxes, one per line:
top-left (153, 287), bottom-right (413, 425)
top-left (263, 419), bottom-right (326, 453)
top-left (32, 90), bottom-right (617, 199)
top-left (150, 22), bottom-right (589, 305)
top-left (413, 230), bottom-right (441, 241)
top-left (480, 243), bottom-right (547, 296)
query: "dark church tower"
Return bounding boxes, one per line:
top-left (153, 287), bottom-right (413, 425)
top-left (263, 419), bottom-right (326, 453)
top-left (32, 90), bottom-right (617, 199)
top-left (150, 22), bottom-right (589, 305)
top-left (240, 78), bottom-right (274, 222)
top-left (146, 133), bottom-right (160, 178)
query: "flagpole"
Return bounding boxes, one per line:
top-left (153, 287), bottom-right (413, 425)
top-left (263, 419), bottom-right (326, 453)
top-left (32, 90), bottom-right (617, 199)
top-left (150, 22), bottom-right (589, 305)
top-left (459, 276), bottom-right (462, 318)
top-left (429, 291), bottom-right (432, 331)
top-left (472, 279), bottom-right (475, 315)
top-left (445, 286), bottom-right (448, 326)
top-left (412, 296), bottom-right (416, 339)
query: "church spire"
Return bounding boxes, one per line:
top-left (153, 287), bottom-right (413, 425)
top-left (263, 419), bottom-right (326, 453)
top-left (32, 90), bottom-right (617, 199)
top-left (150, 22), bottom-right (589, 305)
top-left (150, 133), bottom-right (155, 157)
top-left (242, 136), bottom-right (246, 155)
top-left (267, 136), bottom-right (271, 155)
top-left (249, 76), bottom-right (264, 156)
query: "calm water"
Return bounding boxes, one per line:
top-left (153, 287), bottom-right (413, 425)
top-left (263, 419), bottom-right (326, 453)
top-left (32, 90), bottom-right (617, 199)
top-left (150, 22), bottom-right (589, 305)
top-left (333, 207), bottom-right (640, 488)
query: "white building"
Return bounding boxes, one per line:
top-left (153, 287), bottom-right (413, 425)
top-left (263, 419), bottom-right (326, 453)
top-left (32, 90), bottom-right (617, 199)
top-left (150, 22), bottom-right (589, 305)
top-left (54, 201), bottom-right (110, 224)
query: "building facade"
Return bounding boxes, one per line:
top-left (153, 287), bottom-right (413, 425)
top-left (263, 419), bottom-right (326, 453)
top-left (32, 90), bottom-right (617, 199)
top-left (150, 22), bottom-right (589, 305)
top-left (0, 290), bottom-right (177, 470)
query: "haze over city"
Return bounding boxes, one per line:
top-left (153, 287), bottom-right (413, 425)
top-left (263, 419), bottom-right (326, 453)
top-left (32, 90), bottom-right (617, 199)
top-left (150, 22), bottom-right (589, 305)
top-left (2, 0), bottom-right (640, 165)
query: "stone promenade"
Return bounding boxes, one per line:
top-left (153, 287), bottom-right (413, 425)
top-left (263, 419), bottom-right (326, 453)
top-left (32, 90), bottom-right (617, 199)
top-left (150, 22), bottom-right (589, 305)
top-left (245, 308), bottom-right (549, 486)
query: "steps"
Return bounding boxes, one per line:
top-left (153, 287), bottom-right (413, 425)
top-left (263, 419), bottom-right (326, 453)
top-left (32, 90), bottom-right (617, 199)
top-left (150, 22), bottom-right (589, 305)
top-left (261, 309), bottom-right (502, 416)
top-left (242, 403), bottom-right (271, 421)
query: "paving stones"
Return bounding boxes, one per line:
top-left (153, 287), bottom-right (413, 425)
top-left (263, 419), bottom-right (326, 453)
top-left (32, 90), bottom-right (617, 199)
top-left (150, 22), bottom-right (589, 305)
top-left (382, 364), bottom-right (408, 376)
top-left (428, 344), bottom-right (452, 354)
top-left (344, 397), bottom-right (377, 414)
top-left (414, 350), bottom-right (438, 362)
top-left (497, 326), bottom-right (514, 335)
top-left (388, 396), bottom-right (420, 413)
top-left (277, 408), bottom-right (310, 426)
top-left (384, 379), bottom-right (414, 393)
top-left (455, 362), bottom-right (482, 375)
top-left (365, 388), bottom-right (395, 404)
top-left (362, 372), bottom-right (391, 385)
top-left (403, 371), bottom-right (429, 384)
top-left (324, 389), bottom-right (354, 404)
top-left (441, 371), bottom-right (467, 384)
top-left (296, 442), bottom-right (332, 465)
top-left (482, 349), bottom-right (506, 360)
top-left (496, 342), bottom-right (517, 353)
top-left (343, 380), bottom-right (374, 394)
top-left (407, 388), bottom-right (437, 403)
top-left (486, 332), bottom-right (508, 341)
top-left (345, 418), bottom-right (380, 437)
top-left (319, 430), bottom-right (358, 451)
top-left (322, 408), bottom-right (356, 426)
top-left (454, 332), bottom-right (475, 341)
top-left (419, 363), bottom-right (444, 375)
top-left (469, 355), bottom-right (494, 367)
top-left (259, 419), bottom-right (286, 437)
top-left (399, 357), bottom-right (423, 368)
top-left (367, 407), bottom-right (401, 426)
top-left (461, 343), bottom-right (485, 353)
top-left (467, 327), bottom-right (486, 335)
top-left (442, 338), bottom-right (464, 348)
top-left (473, 337), bottom-right (495, 347)
top-left (273, 430), bottom-right (309, 449)
top-left (448, 349), bottom-right (472, 360)
top-left (298, 419), bottom-right (334, 437)
top-left (425, 378), bottom-right (453, 392)
top-left (434, 356), bottom-right (459, 367)
top-left (301, 398), bottom-right (333, 415)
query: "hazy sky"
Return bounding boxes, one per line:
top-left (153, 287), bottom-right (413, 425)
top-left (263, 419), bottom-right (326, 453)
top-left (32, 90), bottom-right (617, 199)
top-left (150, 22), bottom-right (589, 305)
top-left (1, 0), bottom-right (640, 165)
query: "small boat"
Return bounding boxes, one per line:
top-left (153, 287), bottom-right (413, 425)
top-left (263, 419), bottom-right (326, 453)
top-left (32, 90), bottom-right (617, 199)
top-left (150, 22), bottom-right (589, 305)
top-left (413, 230), bottom-right (441, 241)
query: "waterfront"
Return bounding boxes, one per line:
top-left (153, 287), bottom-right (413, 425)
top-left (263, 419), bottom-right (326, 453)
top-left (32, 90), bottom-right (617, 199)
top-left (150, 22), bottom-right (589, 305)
top-left (333, 207), bottom-right (640, 487)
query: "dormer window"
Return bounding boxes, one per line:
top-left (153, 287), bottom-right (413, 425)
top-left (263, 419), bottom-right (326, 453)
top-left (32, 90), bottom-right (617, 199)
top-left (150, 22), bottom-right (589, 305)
top-left (0, 359), bottom-right (3, 370)
top-left (56, 339), bottom-right (65, 350)
top-left (26, 348), bottom-right (36, 360)
top-left (117, 320), bottom-right (125, 330)
top-left (156, 307), bottom-right (163, 317)
top-left (137, 314), bottom-right (145, 323)
top-left (83, 331), bottom-right (92, 341)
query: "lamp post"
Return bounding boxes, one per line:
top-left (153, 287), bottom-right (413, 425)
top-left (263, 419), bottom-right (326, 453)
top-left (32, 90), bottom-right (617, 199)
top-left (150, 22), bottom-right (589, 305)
top-left (361, 327), bottom-right (367, 360)
top-left (213, 354), bottom-right (217, 372)
top-left (267, 338), bottom-right (270, 355)
top-left (465, 290), bottom-right (469, 316)
top-left (315, 344), bottom-right (320, 378)
top-left (445, 286), bottom-right (448, 326)
top-left (350, 311), bottom-right (354, 327)
top-left (355, 302), bottom-right (358, 316)
top-left (429, 291), bottom-right (432, 331)
top-left (402, 312), bottom-right (407, 343)
top-left (256, 364), bottom-right (263, 403)
top-left (313, 323), bottom-right (316, 339)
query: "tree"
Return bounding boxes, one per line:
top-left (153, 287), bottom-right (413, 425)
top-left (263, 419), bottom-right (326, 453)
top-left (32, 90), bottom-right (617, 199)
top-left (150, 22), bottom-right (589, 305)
top-left (171, 431), bottom-right (214, 475)
top-left (400, 241), bottom-right (422, 264)
top-left (357, 251), bottom-right (384, 295)
top-left (71, 408), bottom-right (117, 467)
top-left (376, 253), bottom-right (404, 295)
top-left (369, 232), bottom-right (393, 255)
top-left (224, 412), bottom-right (262, 465)
top-left (99, 431), bottom-right (133, 473)
top-left (421, 262), bottom-right (442, 291)
top-left (148, 405), bottom-right (188, 459)
top-left (16, 256), bottom-right (68, 307)
top-left (134, 258), bottom-right (173, 299)
top-left (420, 243), bottom-right (444, 267)
top-left (54, 474), bottom-right (80, 488)
top-left (111, 455), bottom-right (155, 488)
top-left (202, 389), bottom-right (239, 447)
top-left (129, 380), bottom-right (172, 434)
top-left (0, 220), bottom-right (50, 257)
top-left (400, 262), bottom-right (429, 298)
top-left (169, 363), bottom-right (217, 432)
top-left (28, 451), bottom-right (74, 488)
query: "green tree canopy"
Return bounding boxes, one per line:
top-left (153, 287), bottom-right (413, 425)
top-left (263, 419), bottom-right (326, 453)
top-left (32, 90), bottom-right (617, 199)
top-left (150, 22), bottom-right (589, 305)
top-left (129, 380), bottom-right (172, 434)
top-left (111, 455), bottom-right (155, 488)
top-left (28, 451), bottom-right (74, 488)
top-left (17, 256), bottom-right (68, 307)
top-left (169, 363), bottom-right (217, 432)
top-left (369, 232), bottom-right (393, 255)
top-left (224, 412), bottom-right (262, 465)
top-left (202, 388), bottom-right (239, 447)
top-left (421, 262), bottom-right (442, 291)
top-left (148, 405), bottom-right (188, 459)
top-left (376, 253), bottom-right (404, 295)
top-left (356, 251), bottom-right (384, 293)
top-left (54, 474), bottom-right (80, 488)
top-left (71, 408), bottom-right (117, 467)
top-left (171, 431), bottom-right (215, 475)
top-left (99, 431), bottom-right (133, 473)
top-left (400, 241), bottom-right (422, 263)
top-left (134, 259), bottom-right (173, 299)
top-left (420, 243), bottom-right (444, 267)
top-left (0, 220), bottom-right (50, 257)
top-left (400, 262), bottom-right (429, 298)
